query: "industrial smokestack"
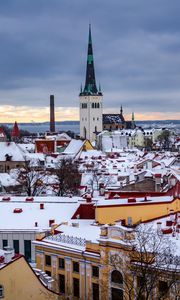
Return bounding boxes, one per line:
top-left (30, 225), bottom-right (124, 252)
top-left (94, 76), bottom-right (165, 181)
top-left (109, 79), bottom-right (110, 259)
top-left (50, 95), bottom-right (55, 132)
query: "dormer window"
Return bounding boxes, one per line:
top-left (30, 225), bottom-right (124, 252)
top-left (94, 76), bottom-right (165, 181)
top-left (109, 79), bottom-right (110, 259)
top-left (5, 154), bottom-right (12, 161)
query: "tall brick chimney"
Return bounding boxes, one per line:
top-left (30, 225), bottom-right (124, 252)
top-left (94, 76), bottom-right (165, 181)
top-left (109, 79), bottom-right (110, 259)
top-left (50, 95), bottom-right (55, 132)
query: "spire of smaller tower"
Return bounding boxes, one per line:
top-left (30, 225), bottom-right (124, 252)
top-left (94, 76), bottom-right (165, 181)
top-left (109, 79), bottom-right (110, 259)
top-left (120, 105), bottom-right (123, 115)
top-left (80, 83), bottom-right (83, 94)
top-left (132, 111), bottom-right (135, 121)
top-left (132, 112), bottom-right (135, 129)
top-left (11, 121), bottom-right (20, 139)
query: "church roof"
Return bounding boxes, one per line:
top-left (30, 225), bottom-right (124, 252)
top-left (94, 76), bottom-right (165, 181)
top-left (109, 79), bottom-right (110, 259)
top-left (80, 25), bottom-right (102, 96)
top-left (11, 121), bottom-right (20, 138)
top-left (103, 114), bottom-right (125, 124)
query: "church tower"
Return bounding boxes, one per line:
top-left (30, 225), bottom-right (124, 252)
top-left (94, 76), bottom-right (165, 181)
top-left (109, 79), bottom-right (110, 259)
top-left (79, 25), bottom-right (103, 141)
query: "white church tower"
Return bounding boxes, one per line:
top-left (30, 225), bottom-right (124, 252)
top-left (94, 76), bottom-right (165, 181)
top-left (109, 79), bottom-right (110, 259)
top-left (79, 25), bottom-right (103, 142)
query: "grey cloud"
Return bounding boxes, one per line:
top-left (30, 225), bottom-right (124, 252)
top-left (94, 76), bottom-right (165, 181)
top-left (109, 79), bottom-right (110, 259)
top-left (0, 0), bottom-right (179, 116)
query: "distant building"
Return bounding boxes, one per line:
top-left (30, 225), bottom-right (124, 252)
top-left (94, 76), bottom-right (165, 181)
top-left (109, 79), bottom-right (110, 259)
top-left (11, 121), bottom-right (20, 141)
top-left (0, 142), bottom-right (25, 173)
top-left (103, 108), bottom-right (135, 131)
top-left (0, 127), bottom-right (7, 142)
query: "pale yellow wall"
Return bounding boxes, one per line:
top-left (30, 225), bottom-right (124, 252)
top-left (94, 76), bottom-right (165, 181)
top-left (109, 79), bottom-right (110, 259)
top-left (96, 198), bottom-right (180, 224)
top-left (0, 256), bottom-right (59, 300)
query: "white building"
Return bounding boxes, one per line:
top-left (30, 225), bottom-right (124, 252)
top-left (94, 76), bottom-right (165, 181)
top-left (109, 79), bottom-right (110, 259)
top-left (79, 25), bottom-right (103, 142)
top-left (0, 196), bottom-right (80, 262)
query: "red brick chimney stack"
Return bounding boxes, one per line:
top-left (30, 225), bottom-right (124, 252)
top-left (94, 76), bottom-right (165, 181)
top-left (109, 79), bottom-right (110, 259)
top-left (50, 95), bottom-right (55, 132)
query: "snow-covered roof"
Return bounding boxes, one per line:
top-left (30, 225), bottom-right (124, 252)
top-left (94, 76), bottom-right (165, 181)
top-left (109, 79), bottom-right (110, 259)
top-left (0, 197), bottom-right (80, 231)
top-left (0, 173), bottom-right (19, 187)
top-left (17, 143), bottom-right (35, 153)
top-left (63, 139), bottom-right (84, 156)
top-left (96, 196), bottom-right (174, 207)
top-left (0, 142), bottom-right (25, 161)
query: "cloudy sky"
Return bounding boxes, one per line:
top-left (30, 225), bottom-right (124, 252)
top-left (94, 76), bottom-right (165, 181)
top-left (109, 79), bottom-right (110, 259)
top-left (0, 0), bottom-right (180, 122)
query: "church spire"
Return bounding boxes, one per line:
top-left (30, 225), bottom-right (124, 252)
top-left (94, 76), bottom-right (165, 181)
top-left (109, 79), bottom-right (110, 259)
top-left (120, 105), bottom-right (123, 115)
top-left (82, 25), bottom-right (98, 95)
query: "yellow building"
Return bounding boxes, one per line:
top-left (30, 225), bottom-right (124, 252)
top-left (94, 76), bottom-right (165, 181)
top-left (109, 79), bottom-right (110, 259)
top-left (34, 215), bottom-right (180, 300)
top-left (95, 196), bottom-right (180, 225)
top-left (34, 222), bottom-right (132, 300)
top-left (0, 249), bottom-right (59, 300)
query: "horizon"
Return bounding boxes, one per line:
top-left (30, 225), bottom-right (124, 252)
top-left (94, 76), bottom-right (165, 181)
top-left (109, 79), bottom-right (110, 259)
top-left (1, 119), bottom-right (180, 125)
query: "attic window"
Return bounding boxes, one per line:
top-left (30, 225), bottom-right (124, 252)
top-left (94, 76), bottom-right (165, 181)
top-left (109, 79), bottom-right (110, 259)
top-left (5, 154), bottom-right (12, 161)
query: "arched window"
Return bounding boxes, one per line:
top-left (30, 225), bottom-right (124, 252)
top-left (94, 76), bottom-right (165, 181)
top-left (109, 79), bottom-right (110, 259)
top-left (95, 103), bottom-right (97, 108)
top-left (111, 270), bottom-right (123, 284)
top-left (97, 103), bottom-right (100, 108)
top-left (84, 127), bottom-right (87, 139)
top-left (92, 103), bottom-right (94, 108)
top-left (0, 285), bottom-right (4, 298)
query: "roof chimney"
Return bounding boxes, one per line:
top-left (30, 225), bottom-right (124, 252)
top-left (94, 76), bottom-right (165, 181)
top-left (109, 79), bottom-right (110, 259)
top-left (4, 247), bottom-right (15, 263)
top-left (50, 95), bottom-right (55, 132)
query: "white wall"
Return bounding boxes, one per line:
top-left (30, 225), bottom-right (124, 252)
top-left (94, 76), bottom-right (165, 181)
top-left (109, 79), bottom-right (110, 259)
top-left (79, 95), bottom-right (103, 141)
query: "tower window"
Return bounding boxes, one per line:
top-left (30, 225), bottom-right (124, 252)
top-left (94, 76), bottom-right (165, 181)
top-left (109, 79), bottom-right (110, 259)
top-left (82, 103), bottom-right (87, 109)
top-left (92, 103), bottom-right (94, 108)
top-left (97, 117), bottom-right (99, 121)
top-left (97, 103), bottom-right (100, 108)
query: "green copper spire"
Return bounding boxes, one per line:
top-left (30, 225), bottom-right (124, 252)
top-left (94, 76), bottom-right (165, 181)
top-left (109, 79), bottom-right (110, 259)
top-left (81, 25), bottom-right (99, 96)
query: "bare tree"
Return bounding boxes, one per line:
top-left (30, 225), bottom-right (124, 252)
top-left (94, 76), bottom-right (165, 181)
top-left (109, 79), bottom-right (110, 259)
top-left (53, 158), bottom-right (81, 196)
top-left (87, 164), bottom-right (113, 194)
top-left (17, 161), bottom-right (46, 196)
top-left (109, 225), bottom-right (180, 300)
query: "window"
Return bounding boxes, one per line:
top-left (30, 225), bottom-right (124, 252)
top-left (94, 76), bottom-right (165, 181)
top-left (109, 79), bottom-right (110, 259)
top-left (24, 240), bottom-right (31, 262)
top-left (59, 274), bottom-right (65, 294)
top-left (93, 117), bottom-right (95, 121)
top-left (0, 285), bottom-right (4, 298)
top-left (82, 103), bottom-right (87, 109)
top-left (97, 103), bottom-right (100, 108)
top-left (92, 103), bottom-right (94, 108)
top-left (45, 255), bottom-right (51, 266)
top-left (111, 270), bottom-right (123, 284)
top-left (2, 240), bottom-right (8, 249)
top-left (97, 117), bottom-right (99, 121)
top-left (111, 287), bottom-right (123, 300)
top-left (92, 266), bottom-right (99, 277)
top-left (13, 240), bottom-right (19, 254)
top-left (92, 283), bottom-right (99, 300)
top-left (73, 261), bottom-right (79, 273)
top-left (159, 281), bottom-right (168, 297)
top-left (59, 258), bottom-right (65, 269)
top-left (73, 278), bottom-right (79, 298)
top-left (46, 270), bottom-right (51, 276)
